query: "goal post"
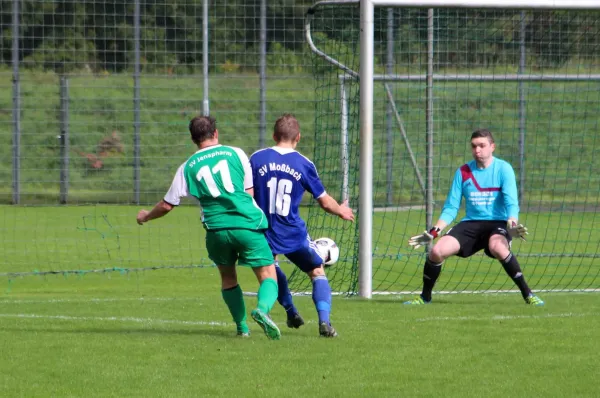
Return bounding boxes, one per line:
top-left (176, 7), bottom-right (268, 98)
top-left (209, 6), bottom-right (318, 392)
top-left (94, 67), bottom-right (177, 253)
top-left (359, 0), bottom-right (375, 298)
top-left (303, 0), bottom-right (600, 298)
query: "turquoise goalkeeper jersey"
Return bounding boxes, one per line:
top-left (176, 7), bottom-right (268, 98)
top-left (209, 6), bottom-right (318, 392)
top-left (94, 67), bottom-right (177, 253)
top-left (439, 157), bottom-right (519, 224)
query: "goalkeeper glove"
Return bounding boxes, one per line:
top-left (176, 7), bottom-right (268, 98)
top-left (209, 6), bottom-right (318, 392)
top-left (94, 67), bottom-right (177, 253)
top-left (408, 227), bottom-right (441, 249)
top-left (507, 220), bottom-right (528, 241)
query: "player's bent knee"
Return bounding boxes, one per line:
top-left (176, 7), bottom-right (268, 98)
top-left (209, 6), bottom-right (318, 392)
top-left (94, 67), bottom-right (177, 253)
top-left (218, 267), bottom-right (238, 289)
top-left (428, 249), bottom-right (445, 263)
top-left (429, 236), bottom-right (460, 261)
top-left (429, 245), bottom-right (452, 262)
top-left (253, 264), bottom-right (277, 282)
top-left (489, 246), bottom-right (509, 260)
top-left (488, 236), bottom-right (510, 259)
top-left (307, 266), bottom-right (325, 279)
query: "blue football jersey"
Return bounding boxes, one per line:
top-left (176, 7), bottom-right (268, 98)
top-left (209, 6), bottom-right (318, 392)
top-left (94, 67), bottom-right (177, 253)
top-left (250, 147), bottom-right (326, 254)
top-left (439, 157), bottom-right (519, 224)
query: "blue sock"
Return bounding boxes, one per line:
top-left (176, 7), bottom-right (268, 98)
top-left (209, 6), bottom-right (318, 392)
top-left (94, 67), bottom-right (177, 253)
top-left (275, 263), bottom-right (298, 318)
top-left (312, 275), bottom-right (332, 324)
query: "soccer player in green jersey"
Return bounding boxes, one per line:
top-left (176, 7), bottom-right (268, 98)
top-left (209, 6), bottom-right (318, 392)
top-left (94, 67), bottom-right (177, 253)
top-left (136, 116), bottom-right (282, 340)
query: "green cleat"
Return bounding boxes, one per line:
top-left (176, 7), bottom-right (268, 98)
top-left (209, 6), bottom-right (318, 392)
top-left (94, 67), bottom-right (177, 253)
top-left (525, 294), bottom-right (544, 306)
top-left (251, 309), bottom-right (281, 340)
top-left (236, 331), bottom-right (250, 338)
top-left (403, 295), bottom-right (431, 305)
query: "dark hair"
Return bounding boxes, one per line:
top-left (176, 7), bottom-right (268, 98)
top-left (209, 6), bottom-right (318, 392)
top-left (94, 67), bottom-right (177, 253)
top-left (273, 113), bottom-right (300, 142)
top-left (471, 128), bottom-right (494, 143)
top-left (189, 116), bottom-right (217, 144)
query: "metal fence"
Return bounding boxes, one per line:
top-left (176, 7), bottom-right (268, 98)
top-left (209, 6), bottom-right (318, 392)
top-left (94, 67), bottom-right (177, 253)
top-left (0, 0), bottom-right (314, 205)
top-left (2, 1), bottom-right (600, 208)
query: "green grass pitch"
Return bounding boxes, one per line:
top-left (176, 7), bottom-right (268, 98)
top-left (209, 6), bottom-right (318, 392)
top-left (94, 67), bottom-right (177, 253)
top-left (1, 205), bottom-right (599, 397)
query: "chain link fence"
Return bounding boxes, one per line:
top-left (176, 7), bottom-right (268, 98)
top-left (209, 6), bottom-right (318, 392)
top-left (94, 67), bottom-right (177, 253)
top-left (0, 0), bottom-right (314, 205)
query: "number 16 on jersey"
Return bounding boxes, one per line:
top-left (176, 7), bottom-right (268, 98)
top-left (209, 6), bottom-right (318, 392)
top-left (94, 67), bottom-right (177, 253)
top-left (267, 177), bottom-right (292, 216)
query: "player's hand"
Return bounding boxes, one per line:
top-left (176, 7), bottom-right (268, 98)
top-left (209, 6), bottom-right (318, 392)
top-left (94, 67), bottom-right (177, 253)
top-left (408, 231), bottom-right (435, 249)
top-left (507, 221), bottom-right (528, 241)
top-left (338, 200), bottom-right (355, 222)
top-left (137, 209), bottom-right (149, 225)
top-left (408, 227), bottom-right (440, 249)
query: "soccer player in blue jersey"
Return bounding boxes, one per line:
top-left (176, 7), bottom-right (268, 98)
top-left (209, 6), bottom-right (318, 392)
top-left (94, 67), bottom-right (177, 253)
top-left (250, 114), bottom-right (355, 337)
top-left (406, 129), bottom-right (544, 306)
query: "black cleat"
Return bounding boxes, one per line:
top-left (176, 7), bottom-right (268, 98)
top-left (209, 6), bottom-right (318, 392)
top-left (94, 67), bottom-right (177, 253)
top-left (319, 322), bottom-right (338, 338)
top-left (286, 313), bottom-right (305, 329)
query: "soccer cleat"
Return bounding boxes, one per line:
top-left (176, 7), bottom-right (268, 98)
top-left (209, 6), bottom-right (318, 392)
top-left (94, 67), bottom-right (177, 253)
top-left (525, 294), bottom-right (544, 306)
top-left (319, 322), bottom-right (338, 338)
top-left (403, 295), bottom-right (431, 305)
top-left (251, 309), bottom-right (281, 340)
top-left (236, 331), bottom-right (250, 338)
top-left (286, 313), bottom-right (305, 329)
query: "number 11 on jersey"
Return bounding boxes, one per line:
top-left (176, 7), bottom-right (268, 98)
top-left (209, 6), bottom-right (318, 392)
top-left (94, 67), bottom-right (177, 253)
top-left (267, 177), bottom-right (292, 216)
top-left (196, 159), bottom-right (234, 198)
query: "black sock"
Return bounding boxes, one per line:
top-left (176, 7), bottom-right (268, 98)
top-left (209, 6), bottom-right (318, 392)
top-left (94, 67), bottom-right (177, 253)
top-left (422, 258), bottom-right (442, 302)
top-left (501, 253), bottom-right (531, 299)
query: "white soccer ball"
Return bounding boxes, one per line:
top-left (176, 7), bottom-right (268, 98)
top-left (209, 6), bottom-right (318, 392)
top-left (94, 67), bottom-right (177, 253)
top-left (314, 237), bottom-right (340, 267)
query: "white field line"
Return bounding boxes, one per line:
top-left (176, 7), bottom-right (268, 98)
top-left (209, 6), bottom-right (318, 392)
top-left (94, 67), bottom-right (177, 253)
top-left (0, 311), bottom-right (597, 328)
top-left (370, 288), bottom-right (600, 295)
top-left (1, 289), bottom-right (598, 302)
top-left (415, 312), bottom-right (600, 323)
top-left (373, 205), bottom-right (425, 212)
top-left (275, 288), bottom-right (600, 297)
top-left (0, 313), bottom-right (229, 327)
top-left (0, 297), bottom-right (201, 304)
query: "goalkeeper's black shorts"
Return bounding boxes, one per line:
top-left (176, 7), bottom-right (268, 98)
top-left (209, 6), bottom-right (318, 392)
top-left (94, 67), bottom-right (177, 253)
top-left (445, 220), bottom-right (511, 259)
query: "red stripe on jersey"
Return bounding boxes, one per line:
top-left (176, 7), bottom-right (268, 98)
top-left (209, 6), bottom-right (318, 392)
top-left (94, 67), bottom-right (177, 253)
top-left (460, 164), bottom-right (500, 192)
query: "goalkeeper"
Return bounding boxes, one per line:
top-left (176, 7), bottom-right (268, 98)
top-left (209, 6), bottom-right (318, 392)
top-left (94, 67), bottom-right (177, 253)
top-left (406, 129), bottom-right (543, 306)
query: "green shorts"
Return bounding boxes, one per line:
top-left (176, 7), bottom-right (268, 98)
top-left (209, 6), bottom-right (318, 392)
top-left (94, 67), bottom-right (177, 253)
top-left (206, 229), bottom-right (273, 268)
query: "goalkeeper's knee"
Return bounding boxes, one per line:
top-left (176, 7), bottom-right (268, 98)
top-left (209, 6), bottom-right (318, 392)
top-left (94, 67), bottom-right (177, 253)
top-left (425, 257), bottom-right (443, 267)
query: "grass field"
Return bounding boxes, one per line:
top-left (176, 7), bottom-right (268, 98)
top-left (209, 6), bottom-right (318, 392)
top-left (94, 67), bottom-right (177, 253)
top-left (2, 205), bottom-right (599, 293)
top-left (1, 272), bottom-right (599, 397)
top-left (1, 205), bottom-right (599, 396)
top-left (1, 68), bottom-right (599, 396)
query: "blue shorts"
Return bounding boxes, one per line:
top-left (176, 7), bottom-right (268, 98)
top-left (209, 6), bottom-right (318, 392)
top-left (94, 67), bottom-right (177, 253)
top-left (282, 237), bottom-right (324, 273)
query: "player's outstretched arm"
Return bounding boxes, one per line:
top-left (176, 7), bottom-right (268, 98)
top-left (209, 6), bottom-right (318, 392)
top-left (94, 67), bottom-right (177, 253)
top-left (408, 221), bottom-right (448, 249)
top-left (137, 200), bottom-right (174, 225)
top-left (317, 195), bottom-right (355, 222)
top-left (507, 218), bottom-right (528, 241)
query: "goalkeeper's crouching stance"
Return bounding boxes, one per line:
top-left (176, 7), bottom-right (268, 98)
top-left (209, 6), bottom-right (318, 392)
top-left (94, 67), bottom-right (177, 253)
top-left (405, 129), bottom-right (544, 306)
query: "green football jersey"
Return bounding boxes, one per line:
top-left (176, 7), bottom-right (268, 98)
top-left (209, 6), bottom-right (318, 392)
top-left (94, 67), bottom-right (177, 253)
top-left (164, 144), bottom-right (267, 231)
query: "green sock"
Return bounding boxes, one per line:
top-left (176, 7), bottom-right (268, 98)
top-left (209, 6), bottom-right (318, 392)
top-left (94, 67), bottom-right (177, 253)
top-left (222, 285), bottom-right (248, 334)
top-left (256, 277), bottom-right (278, 314)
